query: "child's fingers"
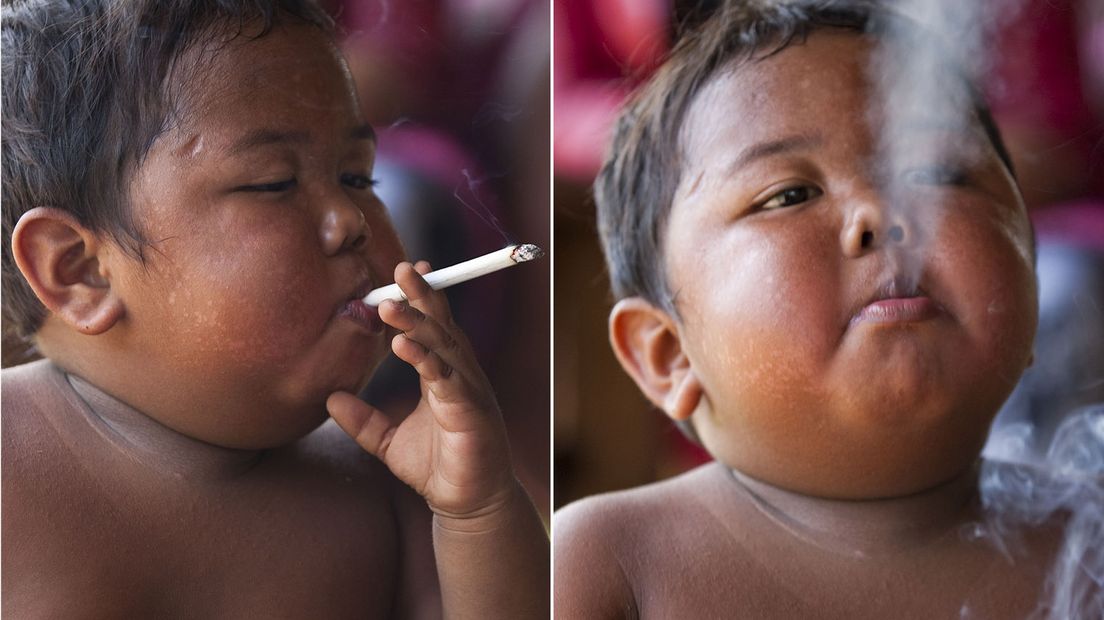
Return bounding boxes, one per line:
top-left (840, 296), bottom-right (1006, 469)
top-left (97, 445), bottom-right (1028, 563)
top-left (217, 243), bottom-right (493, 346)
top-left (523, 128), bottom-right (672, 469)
top-left (392, 333), bottom-right (491, 412)
top-left (393, 262), bottom-right (453, 323)
top-left (379, 301), bottom-right (481, 398)
top-left (387, 262), bottom-right (471, 365)
top-left (384, 261), bottom-right (494, 409)
top-left (392, 334), bottom-right (459, 385)
top-left (326, 391), bottom-right (399, 460)
top-left (378, 299), bottom-right (462, 356)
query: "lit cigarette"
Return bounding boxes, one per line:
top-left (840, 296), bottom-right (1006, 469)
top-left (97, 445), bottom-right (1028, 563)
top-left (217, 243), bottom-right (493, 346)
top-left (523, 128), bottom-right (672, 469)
top-left (362, 243), bottom-right (544, 306)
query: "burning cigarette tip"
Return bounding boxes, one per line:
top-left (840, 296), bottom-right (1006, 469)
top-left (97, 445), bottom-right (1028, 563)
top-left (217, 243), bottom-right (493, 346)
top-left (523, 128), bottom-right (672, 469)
top-left (511, 243), bottom-right (543, 263)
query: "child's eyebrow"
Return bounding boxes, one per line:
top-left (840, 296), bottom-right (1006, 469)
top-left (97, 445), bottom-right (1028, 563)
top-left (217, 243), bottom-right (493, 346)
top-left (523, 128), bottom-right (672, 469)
top-left (729, 133), bottom-right (823, 172)
top-left (226, 124), bottom-right (377, 155)
top-left (228, 129), bottom-right (310, 155)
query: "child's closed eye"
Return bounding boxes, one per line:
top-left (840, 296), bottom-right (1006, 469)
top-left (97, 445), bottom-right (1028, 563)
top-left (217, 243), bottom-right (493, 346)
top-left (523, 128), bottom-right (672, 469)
top-left (233, 174), bottom-right (378, 193)
top-left (236, 178), bottom-right (298, 193)
top-left (341, 173), bottom-right (379, 190)
top-left (903, 165), bottom-right (970, 187)
top-left (760, 184), bottom-right (823, 210)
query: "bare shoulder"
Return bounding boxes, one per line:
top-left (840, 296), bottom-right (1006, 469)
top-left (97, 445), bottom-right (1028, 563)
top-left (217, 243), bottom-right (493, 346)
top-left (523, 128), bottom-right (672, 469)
top-left (293, 418), bottom-right (390, 479)
top-left (290, 419), bottom-right (429, 522)
top-left (287, 419), bottom-right (424, 530)
top-left (294, 419), bottom-right (441, 617)
top-left (2, 360), bottom-right (60, 435)
top-left (556, 462), bottom-right (730, 537)
top-left (554, 463), bottom-right (746, 619)
top-left (1, 361), bottom-right (119, 616)
top-left (1, 360), bottom-right (82, 499)
top-left (277, 419), bottom-right (409, 535)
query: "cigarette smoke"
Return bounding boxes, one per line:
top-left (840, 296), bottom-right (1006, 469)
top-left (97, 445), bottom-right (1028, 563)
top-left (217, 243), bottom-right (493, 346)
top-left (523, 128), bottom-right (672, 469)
top-left (386, 117), bottom-right (411, 130)
top-left (871, 1), bottom-right (1103, 616)
top-left (454, 167), bottom-right (513, 244)
top-left (977, 407), bottom-right (1104, 619)
top-left (867, 0), bottom-right (1023, 289)
top-left (472, 102), bottom-right (526, 127)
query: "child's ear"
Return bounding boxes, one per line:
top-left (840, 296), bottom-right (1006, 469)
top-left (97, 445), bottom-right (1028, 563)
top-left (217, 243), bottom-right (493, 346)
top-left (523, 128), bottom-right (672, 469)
top-left (608, 297), bottom-right (703, 421)
top-left (11, 207), bottom-right (125, 335)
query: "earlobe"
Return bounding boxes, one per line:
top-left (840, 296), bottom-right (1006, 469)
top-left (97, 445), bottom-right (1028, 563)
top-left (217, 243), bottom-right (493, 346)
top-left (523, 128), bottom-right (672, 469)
top-left (666, 370), bottom-right (703, 422)
top-left (608, 297), bottom-right (703, 421)
top-left (12, 208), bottom-right (125, 335)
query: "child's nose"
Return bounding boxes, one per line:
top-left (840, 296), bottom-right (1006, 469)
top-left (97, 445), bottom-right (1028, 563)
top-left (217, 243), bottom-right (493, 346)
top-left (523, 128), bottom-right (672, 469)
top-left (840, 194), bottom-right (911, 257)
top-left (318, 193), bottom-right (369, 256)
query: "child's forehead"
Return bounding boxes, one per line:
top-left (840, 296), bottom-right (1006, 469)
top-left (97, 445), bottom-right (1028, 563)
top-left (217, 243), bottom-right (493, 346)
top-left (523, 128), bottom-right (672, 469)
top-left (162, 22), bottom-right (358, 146)
top-left (681, 34), bottom-right (872, 154)
top-left (172, 23), bottom-right (344, 107)
top-left (679, 31), bottom-right (985, 171)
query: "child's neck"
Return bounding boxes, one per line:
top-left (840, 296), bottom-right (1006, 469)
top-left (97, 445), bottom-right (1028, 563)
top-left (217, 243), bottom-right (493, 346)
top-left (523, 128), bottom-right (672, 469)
top-left (67, 370), bottom-right (264, 480)
top-left (729, 465), bottom-right (979, 557)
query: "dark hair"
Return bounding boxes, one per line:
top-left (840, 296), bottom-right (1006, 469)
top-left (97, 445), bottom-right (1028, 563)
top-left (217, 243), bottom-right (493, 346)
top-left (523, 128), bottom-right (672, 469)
top-left (594, 0), bottom-right (1015, 314)
top-left (1, 0), bottom-right (334, 340)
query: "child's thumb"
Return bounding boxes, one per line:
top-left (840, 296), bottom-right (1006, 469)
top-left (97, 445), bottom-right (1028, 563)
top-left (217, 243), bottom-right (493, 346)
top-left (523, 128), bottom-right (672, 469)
top-left (326, 391), bottom-right (399, 461)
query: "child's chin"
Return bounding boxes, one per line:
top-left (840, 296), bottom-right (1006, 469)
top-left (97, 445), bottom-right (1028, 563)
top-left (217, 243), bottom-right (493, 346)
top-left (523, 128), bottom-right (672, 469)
top-left (221, 407), bottom-right (334, 451)
top-left (709, 415), bottom-right (989, 499)
top-left (825, 455), bottom-right (979, 498)
top-left (742, 455), bottom-right (979, 500)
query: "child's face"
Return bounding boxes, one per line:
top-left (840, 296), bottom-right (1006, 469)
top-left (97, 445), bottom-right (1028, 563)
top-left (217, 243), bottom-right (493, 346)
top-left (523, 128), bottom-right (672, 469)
top-left (106, 22), bottom-right (404, 448)
top-left (664, 33), bottom-right (1036, 497)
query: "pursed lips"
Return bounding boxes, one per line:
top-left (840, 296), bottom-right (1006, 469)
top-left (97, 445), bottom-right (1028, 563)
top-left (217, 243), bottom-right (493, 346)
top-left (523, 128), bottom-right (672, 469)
top-left (850, 277), bottom-right (943, 327)
top-left (336, 276), bottom-right (384, 333)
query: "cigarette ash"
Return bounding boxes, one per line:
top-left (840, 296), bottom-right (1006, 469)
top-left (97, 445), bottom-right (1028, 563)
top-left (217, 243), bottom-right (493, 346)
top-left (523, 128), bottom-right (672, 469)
top-left (510, 243), bottom-right (543, 263)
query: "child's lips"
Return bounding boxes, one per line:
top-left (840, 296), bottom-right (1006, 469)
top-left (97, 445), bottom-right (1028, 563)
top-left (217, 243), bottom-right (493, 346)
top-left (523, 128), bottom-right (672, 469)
top-left (849, 275), bottom-right (946, 327)
top-left (336, 276), bottom-right (384, 333)
top-left (339, 298), bottom-right (384, 333)
top-left (851, 296), bottom-right (941, 326)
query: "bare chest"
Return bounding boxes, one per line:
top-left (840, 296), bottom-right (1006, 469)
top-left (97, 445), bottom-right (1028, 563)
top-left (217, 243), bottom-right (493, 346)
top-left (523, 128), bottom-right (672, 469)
top-left (620, 511), bottom-right (1055, 619)
top-left (5, 461), bottom-right (401, 618)
top-left (631, 552), bottom-right (1048, 619)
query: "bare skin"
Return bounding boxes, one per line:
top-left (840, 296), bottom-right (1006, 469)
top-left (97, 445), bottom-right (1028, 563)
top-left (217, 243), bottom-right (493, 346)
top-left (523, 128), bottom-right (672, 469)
top-left (3, 19), bottom-right (546, 619)
top-left (555, 32), bottom-right (1060, 617)
top-left (555, 464), bottom-right (1062, 619)
top-left (3, 364), bottom-right (434, 618)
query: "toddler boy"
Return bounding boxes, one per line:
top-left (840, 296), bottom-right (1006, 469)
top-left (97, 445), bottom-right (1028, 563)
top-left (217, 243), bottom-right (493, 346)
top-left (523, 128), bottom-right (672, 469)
top-left (2, 1), bottom-right (547, 617)
top-left (554, 2), bottom-right (1080, 617)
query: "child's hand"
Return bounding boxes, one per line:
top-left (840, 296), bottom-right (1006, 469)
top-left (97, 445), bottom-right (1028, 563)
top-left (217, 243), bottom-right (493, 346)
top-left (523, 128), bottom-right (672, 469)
top-left (326, 261), bottom-right (515, 519)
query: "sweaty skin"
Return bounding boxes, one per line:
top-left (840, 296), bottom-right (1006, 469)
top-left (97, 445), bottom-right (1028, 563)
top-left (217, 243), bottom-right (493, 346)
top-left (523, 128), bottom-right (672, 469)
top-left (556, 464), bottom-right (1060, 619)
top-left (4, 19), bottom-right (546, 619)
top-left (3, 362), bottom-right (427, 617)
top-left (556, 32), bottom-right (1056, 618)
top-left (666, 33), bottom-right (1036, 500)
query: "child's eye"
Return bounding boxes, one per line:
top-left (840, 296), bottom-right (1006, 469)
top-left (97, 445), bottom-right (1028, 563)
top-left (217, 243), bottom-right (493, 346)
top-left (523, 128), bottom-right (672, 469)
top-left (904, 166), bottom-right (969, 186)
top-left (238, 178), bottom-right (297, 193)
top-left (761, 185), bottom-right (822, 210)
top-left (341, 173), bottom-right (378, 190)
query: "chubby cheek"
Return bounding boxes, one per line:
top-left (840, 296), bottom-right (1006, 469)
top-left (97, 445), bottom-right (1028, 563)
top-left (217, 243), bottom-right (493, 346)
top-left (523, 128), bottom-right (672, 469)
top-left (676, 225), bottom-right (840, 425)
top-left (155, 216), bottom-right (333, 369)
top-left (931, 205), bottom-right (1037, 381)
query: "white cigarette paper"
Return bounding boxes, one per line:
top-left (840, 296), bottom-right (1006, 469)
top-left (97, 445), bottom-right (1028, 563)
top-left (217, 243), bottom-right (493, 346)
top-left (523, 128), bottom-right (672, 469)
top-left (363, 243), bottom-right (544, 306)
